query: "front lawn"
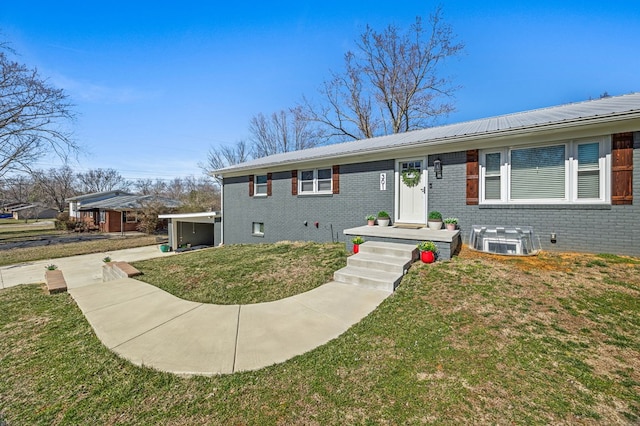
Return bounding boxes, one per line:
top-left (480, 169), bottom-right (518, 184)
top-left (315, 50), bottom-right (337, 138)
top-left (132, 241), bottom-right (348, 304)
top-left (1, 247), bottom-right (638, 425)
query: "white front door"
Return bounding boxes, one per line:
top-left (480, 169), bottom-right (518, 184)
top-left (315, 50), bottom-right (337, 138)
top-left (396, 158), bottom-right (426, 223)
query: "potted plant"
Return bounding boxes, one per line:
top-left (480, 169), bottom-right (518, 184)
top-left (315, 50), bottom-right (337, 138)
top-left (444, 217), bottom-right (458, 231)
top-left (427, 211), bottom-right (443, 230)
top-left (377, 211), bottom-right (390, 227)
top-left (417, 241), bottom-right (437, 263)
top-left (366, 215), bottom-right (376, 226)
top-left (352, 236), bottom-right (364, 254)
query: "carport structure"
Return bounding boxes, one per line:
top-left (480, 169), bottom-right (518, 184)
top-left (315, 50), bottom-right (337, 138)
top-left (159, 211), bottom-right (221, 251)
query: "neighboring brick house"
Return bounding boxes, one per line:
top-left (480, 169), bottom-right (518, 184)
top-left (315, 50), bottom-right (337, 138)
top-left (78, 194), bottom-right (181, 233)
top-left (213, 93), bottom-right (640, 257)
top-left (67, 190), bottom-right (132, 220)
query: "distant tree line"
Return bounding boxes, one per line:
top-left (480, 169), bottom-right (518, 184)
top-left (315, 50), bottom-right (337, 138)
top-left (0, 167), bottom-right (220, 213)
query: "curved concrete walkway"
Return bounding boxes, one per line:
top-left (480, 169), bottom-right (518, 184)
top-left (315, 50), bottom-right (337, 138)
top-left (1, 245), bottom-right (391, 375)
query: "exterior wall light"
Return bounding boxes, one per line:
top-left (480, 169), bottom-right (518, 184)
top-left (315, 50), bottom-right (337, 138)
top-left (434, 159), bottom-right (443, 179)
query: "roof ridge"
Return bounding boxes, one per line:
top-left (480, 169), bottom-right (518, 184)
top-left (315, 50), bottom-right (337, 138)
top-left (214, 92), bottom-right (640, 174)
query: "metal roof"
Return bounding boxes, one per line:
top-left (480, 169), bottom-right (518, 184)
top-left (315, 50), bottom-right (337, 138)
top-left (79, 194), bottom-right (181, 211)
top-left (215, 92), bottom-right (640, 175)
top-left (10, 203), bottom-right (54, 212)
top-left (66, 190), bottom-right (132, 202)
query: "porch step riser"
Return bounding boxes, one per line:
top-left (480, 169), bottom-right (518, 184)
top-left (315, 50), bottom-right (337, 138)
top-left (347, 257), bottom-right (411, 274)
top-left (333, 270), bottom-right (398, 292)
top-left (358, 245), bottom-right (416, 259)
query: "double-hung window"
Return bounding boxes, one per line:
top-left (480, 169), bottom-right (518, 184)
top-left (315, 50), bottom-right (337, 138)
top-left (480, 137), bottom-right (609, 204)
top-left (254, 175), bottom-right (268, 196)
top-left (576, 142), bottom-right (601, 199)
top-left (483, 152), bottom-right (502, 201)
top-left (299, 168), bottom-right (332, 194)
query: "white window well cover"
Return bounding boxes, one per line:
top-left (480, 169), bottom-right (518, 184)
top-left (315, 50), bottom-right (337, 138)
top-left (468, 225), bottom-right (541, 256)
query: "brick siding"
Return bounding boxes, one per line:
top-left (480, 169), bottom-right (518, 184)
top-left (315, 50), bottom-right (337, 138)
top-left (222, 133), bottom-right (640, 257)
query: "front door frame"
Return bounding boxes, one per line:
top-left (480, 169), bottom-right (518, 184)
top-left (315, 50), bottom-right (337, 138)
top-left (394, 156), bottom-right (428, 224)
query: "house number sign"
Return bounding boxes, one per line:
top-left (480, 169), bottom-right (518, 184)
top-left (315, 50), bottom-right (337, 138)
top-left (380, 173), bottom-right (387, 191)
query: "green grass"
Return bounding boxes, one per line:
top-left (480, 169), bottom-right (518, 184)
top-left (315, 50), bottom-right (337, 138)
top-left (132, 241), bottom-right (347, 304)
top-left (1, 248), bottom-right (639, 424)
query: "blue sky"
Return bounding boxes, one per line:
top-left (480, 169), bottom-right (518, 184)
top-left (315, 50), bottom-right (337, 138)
top-left (1, 1), bottom-right (639, 181)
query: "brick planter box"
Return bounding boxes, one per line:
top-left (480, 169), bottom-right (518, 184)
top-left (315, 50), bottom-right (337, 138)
top-left (45, 269), bottom-right (67, 294)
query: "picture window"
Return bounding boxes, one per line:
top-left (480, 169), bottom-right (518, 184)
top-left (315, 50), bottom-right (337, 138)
top-left (479, 137), bottom-right (608, 204)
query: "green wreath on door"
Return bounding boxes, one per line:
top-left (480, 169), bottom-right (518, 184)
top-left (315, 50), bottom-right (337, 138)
top-left (401, 168), bottom-right (421, 187)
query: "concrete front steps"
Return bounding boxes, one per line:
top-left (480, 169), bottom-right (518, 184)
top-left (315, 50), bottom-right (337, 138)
top-left (102, 262), bottom-right (142, 282)
top-left (334, 241), bottom-right (417, 292)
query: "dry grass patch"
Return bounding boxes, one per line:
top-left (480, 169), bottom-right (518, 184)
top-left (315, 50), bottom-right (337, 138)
top-left (404, 250), bottom-right (640, 423)
top-left (0, 235), bottom-right (158, 266)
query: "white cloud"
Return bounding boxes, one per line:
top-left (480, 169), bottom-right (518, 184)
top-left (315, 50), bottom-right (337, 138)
top-left (52, 73), bottom-right (162, 104)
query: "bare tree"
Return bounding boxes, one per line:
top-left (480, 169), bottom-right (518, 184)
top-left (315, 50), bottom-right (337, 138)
top-left (76, 168), bottom-right (129, 193)
top-left (164, 177), bottom-right (185, 201)
top-left (249, 107), bottom-right (325, 158)
top-left (0, 45), bottom-right (77, 178)
top-left (129, 176), bottom-right (220, 221)
top-left (178, 175), bottom-right (220, 212)
top-left (302, 8), bottom-right (463, 141)
top-left (32, 165), bottom-right (78, 211)
top-left (201, 140), bottom-right (251, 180)
top-left (134, 178), bottom-right (167, 196)
top-left (135, 199), bottom-right (170, 235)
top-left (2, 174), bottom-right (37, 205)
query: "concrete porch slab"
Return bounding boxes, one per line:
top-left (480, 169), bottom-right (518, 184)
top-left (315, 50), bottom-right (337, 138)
top-left (344, 225), bottom-right (462, 260)
top-left (344, 225), bottom-right (459, 242)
